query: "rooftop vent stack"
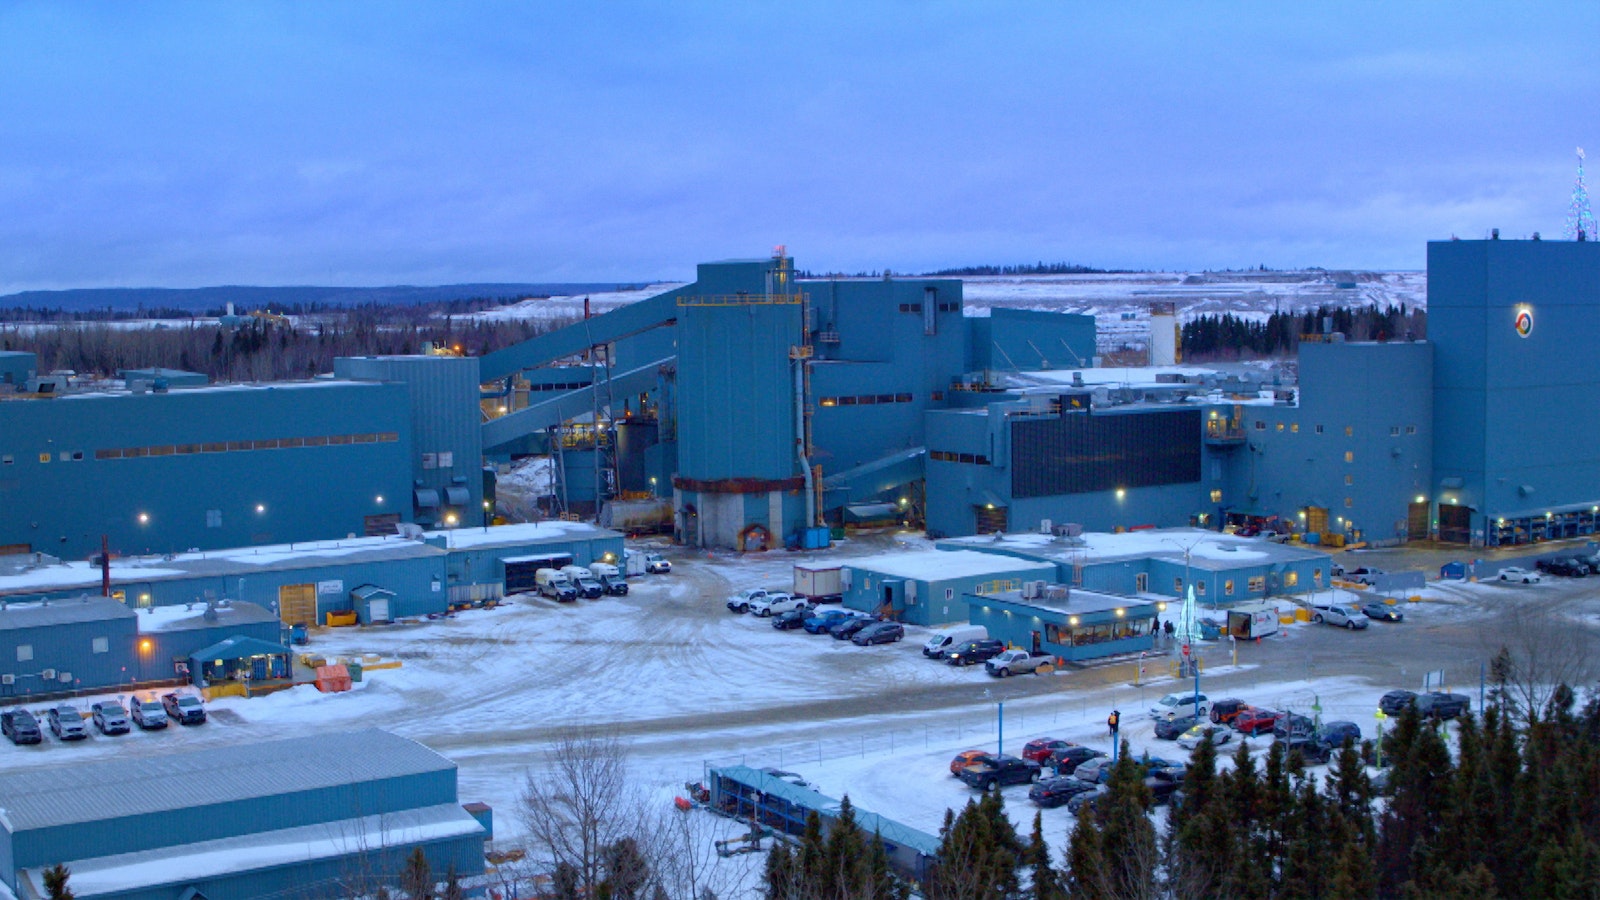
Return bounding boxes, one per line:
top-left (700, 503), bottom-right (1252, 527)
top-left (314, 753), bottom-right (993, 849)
top-left (1492, 228), bottom-right (1500, 240)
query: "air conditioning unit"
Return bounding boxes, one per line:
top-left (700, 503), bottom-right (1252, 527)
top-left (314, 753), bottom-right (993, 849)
top-left (0, 674), bottom-right (13, 685)
top-left (1021, 581), bottom-right (1038, 599)
top-left (1039, 518), bottom-right (1053, 534)
top-left (58, 671), bottom-right (71, 683)
top-left (40, 669), bottom-right (55, 680)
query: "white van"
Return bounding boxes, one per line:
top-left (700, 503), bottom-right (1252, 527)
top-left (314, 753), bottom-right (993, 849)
top-left (922, 624), bottom-right (987, 659)
top-left (535, 568), bottom-right (577, 602)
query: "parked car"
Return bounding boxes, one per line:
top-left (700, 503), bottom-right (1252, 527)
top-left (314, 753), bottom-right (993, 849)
top-left (1571, 552), bottom-right (1600, 575)
top-left (803, 609), bottom-right (860, 634)
top-left (760, 768), bottom-right (815, 790)
top-left (1315, 721), bottom-right (1362, 749)
top-left (163, 692), bottom-right (207, 726)
top-left (1536, 557), bottom-right (1588, 578)
top-left (1150, 692), bottom-right (1211, 720)
top-left (1145, 767), bottom-right (1187, 805)
top-left (1338, 567), bottom-right (1385, 585)
top-left (945, 638), bottom-right (1006, 667)
top-left (749, 594), bottom-right (809, 618)
top-left (1361, 601), bottom-right (1404, 623)
top-left (1233, 706), bottom-right (1280, 736)
top-left (950, 750), bottom-right (992, 776)
top-left (1497, 566), bottom-right (1541, 584)
top-left (1273, 712), bottom-right (1315, 739)
top-left (985, 649), bottom-right (1055, 678)
top-left (958, 754), bottom-right (1042, 790)
top-left (130, 696), bottom-right (169, 730)
top-left (1076, 754), bottom-right (1180, 785)
top-left (1047, 746), bottom-right (1106, 774)
top-left (772, 608), bottom-right (812, 630)
top-left (91, 700), bottom-right (130, 735)
top-left (1209, 698), bottom-right (1249, 725)
top-left (1278, 735), bottom-right (1332, 765)
top-left (1067, 785), bottom-right (1108, 814)
top-left (1155, 713), bottom-right (1204, 740)
top-left (1021, 738), bottom-right (1075, 763)
top-left (1177, 724), bottom-right (1233, 750)
top-left (1309, 603), bottom-right (1369, 630)
top-left (643, 553), bottom-right (672, 574)
top-left (1379, 690), bottom-right (1418, 716)
top-left (829, 617), bottom-right (874, 640)
top-left (1073, 756), bottom-right (1116, 783)
top-left (48, 704), bottom-right (88, 741)
top-left (852, 622), bottom-right (905, 645)
top-left (1415, 692), bottom-right (1471, 720)
top-left (1, 709), bottom-right (42, 745)
top-left (1029, 776), bottom-right (1099, 808)
top-left (923, 625), bottom-right (988, 659)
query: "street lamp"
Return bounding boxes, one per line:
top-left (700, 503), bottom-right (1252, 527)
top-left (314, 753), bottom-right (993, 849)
top-left (483, 499), bottom-right (492, 532)
top-left (983, 688), bottom-right (1005, 757)
top-left (1161, 536), bottom-right (1209, 609)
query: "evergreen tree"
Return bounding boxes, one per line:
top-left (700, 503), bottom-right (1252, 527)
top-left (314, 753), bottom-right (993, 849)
top-left (1165, 731), bottom-right (1226, 898)
top-left (820, 796), bottom-right (868, 899)
top-left (763, 841), bottom-right (797, 900)
top-left (1218, 741), bottom-right (1269, 899)
top-left (42, 865), bottom-right (73, 900)
top-left (798, 810), bottom-right (827, 890)
top-left (441, 864), bottom-right (464, 900)
top-left (1096, 742), bottom-right (1158, 899)
top-left (600, 837), bottom-right (650, 900)
top-left (1065, 802), bottom-right (1109, 900)
top-left (1026, 811), bottom-right (1064, 900)
top-left (400, 847), bottom-right (435, 900)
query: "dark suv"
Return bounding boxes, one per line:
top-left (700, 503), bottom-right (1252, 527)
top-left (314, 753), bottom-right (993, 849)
top-left (1537, 557), bottom-right (1588, 578)
top-left (1273, 712), bottom-right (1315, 739)
top-left (1, 709), bottom-right (42, 745)
top-left (1314, 721), bottom-right (1362, 749)
top-left (1379, 690), bottom-right (1417, 716)
top-left (1415, 692), bottom-right (1470, 720)
top-left (946, 639), bottom-right (1006, 667)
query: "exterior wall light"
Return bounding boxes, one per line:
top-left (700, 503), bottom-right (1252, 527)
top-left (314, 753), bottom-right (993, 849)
top-left (1116, 488), bottom-right (1126, 500)
top-left (1069, 616), bottom-right (1079, 626)
top-left (1115, 608), bottom-right (1126, 617)
top-left (137, 512), bottom-right (150, 524)
top-left (444, 513), bottom-right (459, 527)
top-left (255, 504), bottom-right (266, 514)
top-left (376, 495), bottom-right (385, 504)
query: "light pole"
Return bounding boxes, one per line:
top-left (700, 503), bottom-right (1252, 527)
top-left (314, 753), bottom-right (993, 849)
top-left (984, 688), bottom-right (1005, 757)
top-left (1161, 536), bottom-right (1208, 609)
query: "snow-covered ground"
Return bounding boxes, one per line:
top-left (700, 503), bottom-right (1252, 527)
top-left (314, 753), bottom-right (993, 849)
top-left (3, 531), bottom-right (1525, 872)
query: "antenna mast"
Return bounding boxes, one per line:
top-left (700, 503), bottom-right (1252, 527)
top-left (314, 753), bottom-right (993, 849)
top-left (1566, 147), bottom-right (1596, 241)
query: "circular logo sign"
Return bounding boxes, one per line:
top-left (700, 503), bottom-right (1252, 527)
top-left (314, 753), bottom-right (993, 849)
top-left (1514, 308), bottom-right (1533, 338)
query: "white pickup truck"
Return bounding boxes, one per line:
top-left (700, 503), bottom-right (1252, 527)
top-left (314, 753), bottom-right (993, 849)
top-left (984, 649), bottom-right (1055, 678)
top-left (1309, 603), bottom-right (1369, 630)
top-left (749, 594), bottom-right (810, 618)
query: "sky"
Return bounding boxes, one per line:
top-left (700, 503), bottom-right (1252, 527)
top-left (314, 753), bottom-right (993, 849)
top-left (0, 2), bottom-right (1596, 290)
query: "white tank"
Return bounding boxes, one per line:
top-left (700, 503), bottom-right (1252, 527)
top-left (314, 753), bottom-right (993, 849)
top-left (1150, 302), bottom-right (1178, 366)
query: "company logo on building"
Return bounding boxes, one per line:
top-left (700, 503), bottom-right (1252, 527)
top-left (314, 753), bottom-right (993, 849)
top-left (1514, 307), bottom-right (1534, 338)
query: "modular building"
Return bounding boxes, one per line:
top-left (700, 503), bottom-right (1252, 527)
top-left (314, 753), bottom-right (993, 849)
top-left (966, 583), bottom-right (1158, 662)
top-left (839, 549), bottom-right (1055, 626)
top-left (940, 527), bottom-right (1332, 606)
top-left (0, 728), bottom-right (488, 899)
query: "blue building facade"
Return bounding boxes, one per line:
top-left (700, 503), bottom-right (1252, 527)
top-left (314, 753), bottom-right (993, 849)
top-left (966, 585), bottom-right (1157, 662)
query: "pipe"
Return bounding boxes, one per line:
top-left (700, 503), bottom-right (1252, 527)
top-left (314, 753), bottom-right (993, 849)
top-left (790, 355), bottom-right (812, 525)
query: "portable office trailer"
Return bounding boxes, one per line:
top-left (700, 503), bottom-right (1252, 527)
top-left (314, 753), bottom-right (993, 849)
top-left (793, 563), bottom-right (844, 602)
top-left (1226, 602), bottom-right (1280, 639)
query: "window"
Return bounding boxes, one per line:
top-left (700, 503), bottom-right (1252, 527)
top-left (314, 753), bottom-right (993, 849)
top-left (839, 396), bottom-right (857, 406)
top-left (1174, 577), bottom-right (1184, 593)
top-left (1313, 568), bottom-right (1323, 586)
top-left (1254, 421), bottom-right (1266, 431)
top-left (1210, 489), bottom-right (1222, 503)
top-left (1247, 576), bottom-right (1265, 592)
top-left (1, 455), bottom-right (11, 465)
top-left (206, 509), bottom-right (222, 528)
top-left (1345, 497), bottom-right (1354, 508)
top-left (1196, 581), bottom-right (1207, 595)
top-left (895, 393), bottom-right (912, 403)
top-left (38, 453), bottom-right (49, 464)
top-left (1290, 423), bottom-right (1299, 433)
top-left (1315, 425), bottom-right (1324, 435)
top-left (1344, 451), bottom-right (1354, 463)
top-left (1224, 579), bottom-right (1235, 596)
top-left (1345, 474), bottom-right (1354, 485)
top-left (1406, 425), bottom-right (1417, 435)
top-left (1390, 426), bottom-right (1400, 436)
top-left (931, 391), bottom-right (944, 401)
top-left (16, 644), bottom-right (32, 662)
top-left (819, 397), bottom-right (837, 407)
top-left (1344, 426), bottom-right (1354, 437)
top-left (92, 637), bottom-right (109, 654)
top-left (1275, 422), bottom-right (1284, 432)
top-left (1285, 571), bottom-right (1299, 587)
top-left (1135, 573), bottom-right (1148, 592)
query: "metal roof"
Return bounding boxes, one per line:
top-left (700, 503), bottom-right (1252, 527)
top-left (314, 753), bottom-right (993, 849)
top-left (0, 728), bottom-right (454, 833)
top-left (188, 634), bottom-right (292, 662)
top-left (711, 765), bottom-right (940, 857)
top-left (0, 596), bottom-right (136, 632)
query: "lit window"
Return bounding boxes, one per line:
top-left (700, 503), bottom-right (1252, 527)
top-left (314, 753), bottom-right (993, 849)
top-left (1290, 423), bottom-right (1299, 433)
top-left (1344, 451), bottom-right (1354, 463)
top-left (92, 637), bottom-right (109, 654)
top-left (1285, 571), bottom-right (1299, 587)
top-left (1275, 422), bottom-right (1284, 432)
top-left (1248, 576), bottom-right (1265, 592)
top-left (819, 398), bottom-right (837, 407)
top-left (1344, 426), bottom-right (1354, 437)
top-left (38, 453), bottom-right (49, 464)
top-left (1345, 497), bottom-right (1354, 508)
top-left (1224, 580), bottom-right (1235, 595)
top-left (1345, 474), bottom-right (1354, 485)
top-left (1210, 489), bottom-right (1222, 503)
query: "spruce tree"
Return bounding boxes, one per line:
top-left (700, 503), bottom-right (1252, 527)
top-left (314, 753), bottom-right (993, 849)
top-left (763, 841), bottom-right (797, 900)
top-left (1165, 731), bottom-right (1225, 897)
top-left (1027, 811), bottom-right (1064, 900)
top-left (821, 796), bottom-right (869, 899)
top-left (400, 847), bottom-right (435, 900)
top-left (1096, 741), bottom-right (1157, 899)
top-left (42, 865), bottom-right (73, 900)
top-left (1065, 802), bottom-right (1109, 900)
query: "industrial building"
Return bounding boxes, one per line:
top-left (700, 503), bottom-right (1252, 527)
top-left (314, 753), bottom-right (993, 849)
top-left (837, 549), bottom-right (1056, 626)
top-left (966, 584), bottom-right (1159, 663)
top-left (0, 728), bottom-right (488, 899)
top-left (1, 238), bottom-right (1595, 567)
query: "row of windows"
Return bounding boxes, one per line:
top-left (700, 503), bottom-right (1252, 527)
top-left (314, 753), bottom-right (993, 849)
top-left (1253, 422), bottom-right (1419, 436)
top-left (818, 393), bottom-right (914, 408)
top-left (896, 302), bottom-right (960, 313)
top-left (527, 381), bottom-right (592, 392)
top-left (93, 432), bottom-right (399, 460)
top-left (1044, 620), bottom-right (1155, 646)
top-left (930, 450), bottom-right (992, 465)
top-left (1176, 572), bottom-right (1288, 596)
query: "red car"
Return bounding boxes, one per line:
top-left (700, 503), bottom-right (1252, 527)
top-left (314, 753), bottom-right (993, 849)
top-left (1232, 706), bottom-right (1279, 736)
top-left (950, 750), bottom-right (991, 776)
top-left (1021, 738), bottom-right (1075, 764)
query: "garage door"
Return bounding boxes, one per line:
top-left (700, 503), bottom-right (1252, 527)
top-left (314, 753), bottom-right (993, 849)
top-left (1303, 506), bottom-right (1329, 536)
top-left (278, 583), bottom-right (317, 626)
top-left (1438, 504), bottom-right (1472, 544)
top-left (1407, 502), bottom-right (1430, 541)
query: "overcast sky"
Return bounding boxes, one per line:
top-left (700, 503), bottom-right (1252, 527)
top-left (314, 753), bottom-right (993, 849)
top-left (0, 2), bottom-right (1594, 290)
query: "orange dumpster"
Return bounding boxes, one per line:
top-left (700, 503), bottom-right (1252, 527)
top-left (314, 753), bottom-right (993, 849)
top-left (315, 663), bottom-right (352, 693)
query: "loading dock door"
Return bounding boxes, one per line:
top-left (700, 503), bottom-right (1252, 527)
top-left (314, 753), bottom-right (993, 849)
top-left (278, 583), bottom-right (317, 626)
top-left (1303, 506), bottom-right (1329, 536)
top-left (1438, 504), bottom-right (1472, 544)
top-left (1407, 502), bottom-right (1430, 541)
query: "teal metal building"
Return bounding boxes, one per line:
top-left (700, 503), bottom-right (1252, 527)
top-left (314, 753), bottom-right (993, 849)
top-left (966, 584), bottom-right (1158, 662)
top-left (838, 549), bottom-right (1056, 626)
top-left (0, 728), bottom-right (488, 899)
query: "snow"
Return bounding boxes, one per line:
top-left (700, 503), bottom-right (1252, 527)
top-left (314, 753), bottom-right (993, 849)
top-left (498, 455), bottom-right (556, 498)
top-left (944, 528), bottom-right (1305, 568)
top-left (843, 549), bottom-right (1056, 581)
top-left (435, 519), bottom-right (603, 549)
top-left (453, 283), bottom-right (687, 323)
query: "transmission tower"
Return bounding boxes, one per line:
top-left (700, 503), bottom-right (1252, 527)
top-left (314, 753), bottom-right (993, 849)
top-left (1566, 147), bottom-right (1597, 241)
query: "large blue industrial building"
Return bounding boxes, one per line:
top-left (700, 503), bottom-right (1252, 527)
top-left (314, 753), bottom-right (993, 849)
top-left (1, 237), bottom-right (1594, 573)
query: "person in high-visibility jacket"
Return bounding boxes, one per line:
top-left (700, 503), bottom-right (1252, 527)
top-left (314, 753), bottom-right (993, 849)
top-left (1108, 709), bottom-right (1120, 736)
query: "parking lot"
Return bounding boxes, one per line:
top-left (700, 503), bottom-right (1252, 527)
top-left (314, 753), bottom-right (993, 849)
top-left (5, 530), bottom-right (1598, 848)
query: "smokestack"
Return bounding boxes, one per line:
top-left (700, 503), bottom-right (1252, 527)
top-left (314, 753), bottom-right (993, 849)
top-left (1149, 302), bottom-right (1178, 366)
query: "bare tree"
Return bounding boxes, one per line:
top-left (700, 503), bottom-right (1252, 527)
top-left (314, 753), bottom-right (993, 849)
top-left (643, 804), bottom-right (758, 900)
top-left (519, 727), bottom-right (646, 897)
top-left (1484, 605), bottom-right (1599, 724)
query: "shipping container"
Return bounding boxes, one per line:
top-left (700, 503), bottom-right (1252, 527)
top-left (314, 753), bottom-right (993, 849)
top-left (793, 564), bottom-right (843, 602)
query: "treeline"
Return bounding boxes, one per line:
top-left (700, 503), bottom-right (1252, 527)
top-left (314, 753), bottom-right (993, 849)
top-left (925, 263), bottom-right (1121, 277)
top-left (765, 684), bottom-right (1600, 898)
top-left (1180, 304), bottom-right (1424, 360)
top-left (1, 312), bottom-right (567, 382)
